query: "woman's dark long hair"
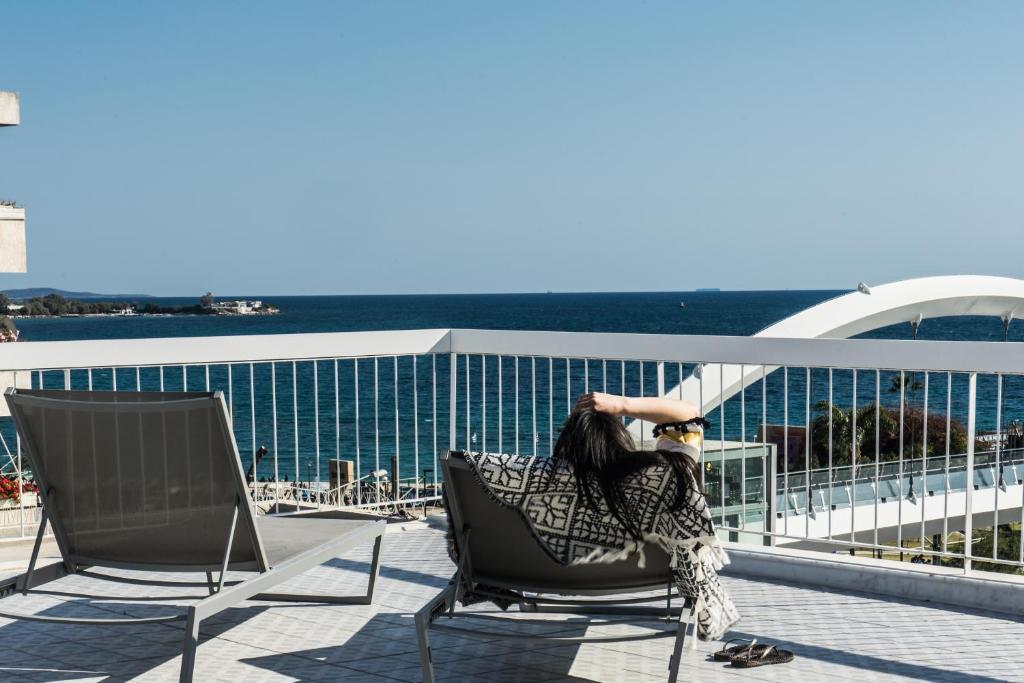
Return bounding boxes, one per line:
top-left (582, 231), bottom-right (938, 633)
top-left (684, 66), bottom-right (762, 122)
top-left (552, 408), bottom-right (703, 541)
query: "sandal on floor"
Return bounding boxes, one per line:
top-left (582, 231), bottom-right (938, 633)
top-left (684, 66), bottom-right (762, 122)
top-left (730, 643), bottom-right (795, 668)
top-left (712, 638), bottom-right (757, 662)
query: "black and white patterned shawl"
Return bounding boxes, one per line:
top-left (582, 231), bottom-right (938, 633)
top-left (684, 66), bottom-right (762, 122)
top-left (461, 448), bottom-right (740, 643)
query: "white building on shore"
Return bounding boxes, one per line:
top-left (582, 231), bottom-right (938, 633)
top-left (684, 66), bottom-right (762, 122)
top-left (206, 299), bottom-right (275, 315)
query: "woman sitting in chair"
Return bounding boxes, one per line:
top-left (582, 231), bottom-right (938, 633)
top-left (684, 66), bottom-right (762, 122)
top-left (464, 392), bottom-right (739, 643)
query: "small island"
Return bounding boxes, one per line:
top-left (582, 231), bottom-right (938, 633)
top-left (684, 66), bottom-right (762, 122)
top-left (2, 291), bottom-right (280, 318)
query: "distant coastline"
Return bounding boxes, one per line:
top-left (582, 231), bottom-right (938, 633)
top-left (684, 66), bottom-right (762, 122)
top-left (3, 292), bottom-right (279, 320)
top-left (2, 287), bottom-right (153, 299)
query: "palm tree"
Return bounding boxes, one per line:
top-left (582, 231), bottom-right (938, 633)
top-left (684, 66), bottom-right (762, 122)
top-left (810, 400), bottom-right (864, 468)
top-left (887, 372), bottom-right (926, 459)
top-left (810, 401), bottom-right (969, 471)
top-left (888, 373), bottom-right (924, 396)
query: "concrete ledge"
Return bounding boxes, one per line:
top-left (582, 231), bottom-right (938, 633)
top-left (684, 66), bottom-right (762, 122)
top-left (722, 541), bottom-right (1024, 617)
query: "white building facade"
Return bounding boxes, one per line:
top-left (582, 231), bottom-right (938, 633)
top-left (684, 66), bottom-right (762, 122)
top-left (0, 90), bottom-right (27, 273)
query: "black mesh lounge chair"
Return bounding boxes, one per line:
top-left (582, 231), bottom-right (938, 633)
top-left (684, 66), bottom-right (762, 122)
top-left (415, 451), bottom-right (696, 683)
top-left (1, 389), bottom-right (385, 683)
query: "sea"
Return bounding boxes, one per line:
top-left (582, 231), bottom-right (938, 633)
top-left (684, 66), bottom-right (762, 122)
top-left (9, 290), bottom-right (1023, 483)
top-left (15, 290), bottom-right (1024, 343)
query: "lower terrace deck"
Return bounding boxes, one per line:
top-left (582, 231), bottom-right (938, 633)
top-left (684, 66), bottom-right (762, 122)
top-left (0, 523), bottom-right (1020, 682)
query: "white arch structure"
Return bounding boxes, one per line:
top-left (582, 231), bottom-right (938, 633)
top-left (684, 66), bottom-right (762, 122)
top-left (651, 275), bottom-right (1024, 421)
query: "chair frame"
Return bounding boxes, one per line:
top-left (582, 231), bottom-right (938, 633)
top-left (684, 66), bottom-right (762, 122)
top-left (1, 388), bottom-right (385, 683)
top-left (414, 451), bottom-right (697, 683)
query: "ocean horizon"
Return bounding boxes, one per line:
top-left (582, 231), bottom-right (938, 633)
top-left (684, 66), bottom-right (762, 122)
top-left (13, 289), bottom-right (1024, 343)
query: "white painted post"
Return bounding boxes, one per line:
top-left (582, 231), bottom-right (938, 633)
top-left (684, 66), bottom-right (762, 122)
top-left (964, 373), bottom-right (977, 574)
top-left (449, 353), bottom-right (458, 453)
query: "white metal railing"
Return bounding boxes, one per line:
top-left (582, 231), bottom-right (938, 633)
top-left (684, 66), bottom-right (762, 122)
top-left (0, 328), bottom-right (1020, 578)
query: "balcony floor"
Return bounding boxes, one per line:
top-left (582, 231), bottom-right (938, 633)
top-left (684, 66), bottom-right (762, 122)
top-left (0, 525), bottom-right (1021, 682)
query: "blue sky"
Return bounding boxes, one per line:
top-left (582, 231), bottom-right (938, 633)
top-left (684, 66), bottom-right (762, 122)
top-left (1, 2), bottom-right (1022, 296)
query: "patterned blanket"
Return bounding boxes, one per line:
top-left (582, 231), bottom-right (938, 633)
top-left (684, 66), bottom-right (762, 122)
top-left (460, 451), bottom-right (740, 643)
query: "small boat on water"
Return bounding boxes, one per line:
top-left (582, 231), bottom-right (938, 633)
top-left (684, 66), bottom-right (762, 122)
top-left (679, 301), bottom-right (686, 308)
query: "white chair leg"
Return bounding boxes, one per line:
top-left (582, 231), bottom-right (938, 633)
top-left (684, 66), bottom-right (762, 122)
top-left (179, 607), bottom-right (201, 683)
top-left (415, 608), bottom-right (435, 683)
top-left (415, 582), bottom-right (457, 683)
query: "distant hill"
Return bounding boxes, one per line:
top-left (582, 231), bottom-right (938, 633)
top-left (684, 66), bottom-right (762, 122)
top-left (3, 287), bottom-right (153, 300)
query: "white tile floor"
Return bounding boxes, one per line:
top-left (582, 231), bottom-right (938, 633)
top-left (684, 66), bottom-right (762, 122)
top-left (0, 525), bottom-right (1022, 682)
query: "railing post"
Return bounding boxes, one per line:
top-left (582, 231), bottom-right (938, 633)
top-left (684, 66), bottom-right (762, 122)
top-left (656, 362), bottom-right (665, 398)
top-left (768, 441), bottom-right (778, 547)
top-left (964, 372), bottom-right (977, 574)
top-left (391, 454), bottom-right (399, 502)
top-left (449, 353), bottom-right (458, 453)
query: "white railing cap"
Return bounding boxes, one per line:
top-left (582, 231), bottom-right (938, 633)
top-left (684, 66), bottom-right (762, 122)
top-left (0, 327), bottom-right (1022, 374)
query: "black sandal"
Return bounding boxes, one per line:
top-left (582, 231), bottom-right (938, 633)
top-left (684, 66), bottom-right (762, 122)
top-left (730, 643), bottom-right (795, 668)
top-left (712, 638), bottom-right (756, 662)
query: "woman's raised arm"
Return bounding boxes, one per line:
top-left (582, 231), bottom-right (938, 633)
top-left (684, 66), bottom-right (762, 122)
top-left (575, 392), bottom-right (699, 424)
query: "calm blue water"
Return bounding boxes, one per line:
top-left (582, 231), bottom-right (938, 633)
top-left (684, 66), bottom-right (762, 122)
top-left (10, 291), bottom-right (1024, 483)
top-left (15, 290), bottom-right (1024, 341)
top-left (15, 291), bottom-right (841, 341)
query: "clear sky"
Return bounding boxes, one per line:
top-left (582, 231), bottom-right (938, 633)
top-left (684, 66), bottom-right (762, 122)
top-left (1, 1), bottom-right (1022, 296)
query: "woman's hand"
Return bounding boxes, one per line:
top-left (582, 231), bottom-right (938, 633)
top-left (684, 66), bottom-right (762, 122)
top-left (575, 392), bottom-right (627, 416)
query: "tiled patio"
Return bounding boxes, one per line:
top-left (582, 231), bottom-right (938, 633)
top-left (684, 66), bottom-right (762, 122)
top-left (0, 524), bottom-right (1021, 682)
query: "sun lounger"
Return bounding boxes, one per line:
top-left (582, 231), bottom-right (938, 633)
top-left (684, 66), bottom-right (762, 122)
top-left (1, 388), bottom-right (385, 683)
top-left (415, 450), bottom-right (695, 683)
